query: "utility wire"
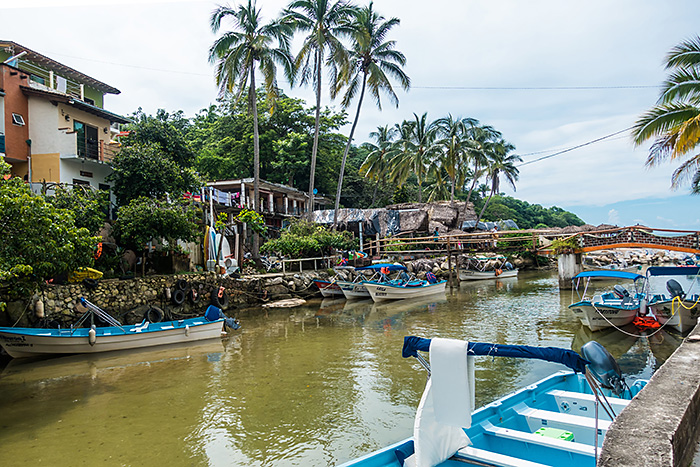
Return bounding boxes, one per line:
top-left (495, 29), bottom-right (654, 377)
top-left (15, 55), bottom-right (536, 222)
top-left (517, 127), bottom-right (633, 167)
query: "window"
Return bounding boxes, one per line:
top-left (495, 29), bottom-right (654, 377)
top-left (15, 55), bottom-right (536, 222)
top-left (84, 97), bottom-right (95, 106)
top-left (73, 179), bottom-right (91, 187)
top-left (11, 113), bottom-right (25, 126)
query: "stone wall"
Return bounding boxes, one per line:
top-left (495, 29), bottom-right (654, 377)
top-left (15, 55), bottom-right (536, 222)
top-left (0, 271), bottom-right (327, 328)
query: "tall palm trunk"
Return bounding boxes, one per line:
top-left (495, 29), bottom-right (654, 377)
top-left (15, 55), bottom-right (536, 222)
top-left (417, 168), bottom-right (423, 203)
top-left (333, 73), bottom-right (367, 228)
top-left (307, 49), bottom-right (322, 219)
top-left (250, 69), bottom-right (261, 260)
top-left (474, 186), bottom-right (495, 227)
top-left (465, 162), bottom-right (480, 219)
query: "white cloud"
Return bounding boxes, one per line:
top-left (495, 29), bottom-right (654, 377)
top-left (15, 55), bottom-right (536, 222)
top-left (608, 209), bottom-right (621, 225)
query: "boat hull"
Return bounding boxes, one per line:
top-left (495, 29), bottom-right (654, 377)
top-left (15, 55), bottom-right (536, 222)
top-left (340, 370), bottom-right (645, 467)
top-left (313, 279), bottom-right (345, 298)
top-left (363, 280), bottom-right (447, 301)
top-left (0, 318), bottom-right (224, 358)
top-left (568, 302), bottom-right (638, 331)
top-left (648, 297), bottom-right (700, 333)
top-left (337, 280), bottom-right (371, 299)
top-left (459, 268), bottom-right (518, 281)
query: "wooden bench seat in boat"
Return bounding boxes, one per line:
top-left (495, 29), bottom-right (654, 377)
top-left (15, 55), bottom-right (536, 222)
top-left (454, 446), bottom-right (551, 467)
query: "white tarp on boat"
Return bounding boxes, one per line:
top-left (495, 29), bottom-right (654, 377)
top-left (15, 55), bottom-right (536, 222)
top-left (410, 338), bottom-right (474, 467)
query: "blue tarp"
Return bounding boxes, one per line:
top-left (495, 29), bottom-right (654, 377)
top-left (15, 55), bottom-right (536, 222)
top-left (646, 266), bottom-right (700, 277)
top-left (356, 263), bottom-right (407, 272)
top-left (402, 336), bottom-right (589, 373)
top-left (572, 270), bottom-right (645, 281)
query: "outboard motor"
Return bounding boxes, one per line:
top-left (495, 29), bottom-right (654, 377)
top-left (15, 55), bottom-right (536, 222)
top-left (504, 262), bottom-right (514, 270)
top-left (612, 284), bottom-right (630, 299)
top-left (581, 341), bottom-right (624, 396)
top-left (666, 279), bottom-right (685, 299)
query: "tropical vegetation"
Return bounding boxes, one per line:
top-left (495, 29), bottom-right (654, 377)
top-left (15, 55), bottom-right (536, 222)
top-left (632, 35), bottom-right (700, 193)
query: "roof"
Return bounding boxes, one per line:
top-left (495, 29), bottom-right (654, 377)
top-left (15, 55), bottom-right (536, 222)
top-left (208, 178), bottom-right (330, 202)
top-left (20, 85), bottom-right (131, 124)
top-left (1, 40), bottom-right (120, 95)
top-left (646, 266), bottom-right (700, 277)
top-left (572, 270), bottom-right (645, 281)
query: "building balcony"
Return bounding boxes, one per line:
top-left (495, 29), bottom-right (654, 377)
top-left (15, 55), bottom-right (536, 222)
top-left (0, 134), bottom-right (5, 154)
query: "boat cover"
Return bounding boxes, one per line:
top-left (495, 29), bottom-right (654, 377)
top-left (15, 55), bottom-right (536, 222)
top-left (356, 263), bottom-right (407, 272)
top-left (572, 270), bottom-right (645, 281)
top-left (402, 336), bottom-right (589, 373)
top-left (646, 266), bottom-right (700, 277)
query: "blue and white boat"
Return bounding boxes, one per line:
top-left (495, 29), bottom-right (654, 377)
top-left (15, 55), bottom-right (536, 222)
top-left (0, 299), bottom-right (231, 359)
top-left (645, 266), bottom-right (700, 333)
top-left (338, 264), bottom-right (410, 299)
top-left (569, 270), bottom-right (646, 331)
top-left (340, 336), bottom-right (646, 467)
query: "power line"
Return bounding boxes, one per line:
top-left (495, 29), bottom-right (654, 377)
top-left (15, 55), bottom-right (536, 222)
top-left (517, 127), bottom-right (633, 167)
top-left (413, 85), bottom-right (658, 90)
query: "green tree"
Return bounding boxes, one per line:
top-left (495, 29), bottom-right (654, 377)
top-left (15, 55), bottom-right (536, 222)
top-left (283, 0), bottom-right (356, 216)
top-left (434, 115), bottom-right (478, 205)
top-left (108, 143), bottom-right (200, 205)
top-left (332, 2), bottom-right (409, 226)
top-left (360, 125), bottom-right (397, 206)
top-left (45, 184), bottom-right (109, 234)
top-left (0, 157), bottom-right (98, 290)
top-left (474, 139), bottom-right (520, 226)
top-left (210, 0), bottom-right (294, 260)
top-left (632, 35), bottom-right (700, 192)
top-left (390, 114), bottom-right (437, 203)
top-left (124, 109), bottom-right (196, 167)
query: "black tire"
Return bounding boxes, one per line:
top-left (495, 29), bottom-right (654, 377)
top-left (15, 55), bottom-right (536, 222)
top-left (175, 279), bottom-right (188, 291)
top-left (188, 288), bottom-right (201, 304)
top-left (211, 288), bottom-right (229, 309)
top-left (82, 278), bottom-right (99, 289)
top-left (172, 288), bottom-right (186, 305)
top-left (144, 306), bottom-right (164, 323)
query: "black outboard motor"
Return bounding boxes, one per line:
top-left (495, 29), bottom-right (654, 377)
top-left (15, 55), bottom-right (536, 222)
top-left (581, 341), bottom-right (624, 396)
top-left (666, 279), bottom-right (685, 299)
top-left (612, 284), bottom-right (630, 299)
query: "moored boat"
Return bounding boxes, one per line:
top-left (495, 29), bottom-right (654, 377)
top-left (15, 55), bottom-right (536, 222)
top-left (338, 264), bottom-right (410, 299)
top-left (340, 336), bottom-right (646, 467)
top-left (645, 266), bottom-right (700, 333)
top-left (459, 256), bottom-right (518, 281)
top-left (313, 279), bottom-right (345, 298)
top-left (0, 299), bottom-right (230, 359)
top-left (363, 278), bottom-right (447, 302)
top-left (568, 270), bottom-right (646, 331)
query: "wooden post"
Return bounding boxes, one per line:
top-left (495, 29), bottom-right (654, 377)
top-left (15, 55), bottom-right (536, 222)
top-left (447, 237), bottom-right (452, 285)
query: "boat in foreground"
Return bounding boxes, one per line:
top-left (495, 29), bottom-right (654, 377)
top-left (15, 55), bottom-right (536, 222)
top-left (340, 336), bottom-right (646, 467)
top-left (568, 270), bottom-right (645, 331)
top-left (0, 299), bottom-right (228, 359)
top-left (645, 266), bottom-right (700, 333)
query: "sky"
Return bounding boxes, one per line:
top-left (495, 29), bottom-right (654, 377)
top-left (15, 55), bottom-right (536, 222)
top-left (2, 0), bottom-right (699, 229)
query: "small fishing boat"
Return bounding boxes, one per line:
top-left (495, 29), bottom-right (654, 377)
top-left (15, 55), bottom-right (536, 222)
top-left (568, 270), bottom-right (646, 332)
top-left (0, 299), bottom-right (229, 359)
top-left (645, 266), bottom-right (700, 333)
top-left (363, 275), bottom-right (447, 302)
top-left (459, 256), bottom-right (518, 281)
top-left (338, 264), bottom-right (409, 299)
top-left (313, 279), bottom-right (345, 298)
top-left (340, 336), bottom-right (646, 467)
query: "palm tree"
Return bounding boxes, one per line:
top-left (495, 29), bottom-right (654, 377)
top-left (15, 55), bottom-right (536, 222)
top-left (209, 0), bottom-right (293, 259)
top-left (433, 115), bottom-right (478, 205)
top-left (360, 125), bottom-right (397, 205)
top-left (473, 139), bottom-right (520, 226)
top-left (463, 124), bottom-right (501, 219)
top-left (632, 35), bottom-right (700, 191)
top-left (390, 113), bottom-right (437, 203)
top-left (283, 0), bottom-right (356, 217)
top-left (332, 2), bottom-right (410, 227)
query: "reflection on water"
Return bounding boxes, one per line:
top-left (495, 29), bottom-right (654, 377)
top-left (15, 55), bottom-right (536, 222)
top-left (0, 270), bottom-right (681, 466)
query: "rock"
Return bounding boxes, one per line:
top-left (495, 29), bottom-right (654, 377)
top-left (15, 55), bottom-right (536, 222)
top-left (265, 276), bottom-right (284, 286)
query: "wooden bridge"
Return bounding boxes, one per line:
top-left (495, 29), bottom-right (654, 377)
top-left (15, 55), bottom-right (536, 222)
top-left (364, 225), bottom-right (700, 258)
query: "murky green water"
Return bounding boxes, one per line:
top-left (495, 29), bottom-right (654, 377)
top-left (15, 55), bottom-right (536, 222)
top-left (0, 270), bottom-right (681, 466)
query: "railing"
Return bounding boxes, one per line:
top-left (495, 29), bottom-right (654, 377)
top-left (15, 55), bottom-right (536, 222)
top-left (0, 134), bottom-right (5, 154)
top-left (18, 59), bottom-right (86, 101)
top-left (281, 255), bottom-right (338, 274)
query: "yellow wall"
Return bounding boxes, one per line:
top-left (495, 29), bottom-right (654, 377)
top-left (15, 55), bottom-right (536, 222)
top-left (31, 152), bottom-right (60, 183)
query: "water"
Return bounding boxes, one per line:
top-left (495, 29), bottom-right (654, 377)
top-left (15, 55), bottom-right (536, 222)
top-left (0, 270), bottom-right (681, 466)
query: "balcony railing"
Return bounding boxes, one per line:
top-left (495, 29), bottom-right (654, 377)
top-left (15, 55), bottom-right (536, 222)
top-left (0, 134), bottom-right (5, 154)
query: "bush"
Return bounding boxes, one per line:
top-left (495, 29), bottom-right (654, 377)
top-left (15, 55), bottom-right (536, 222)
top-left (260, 219), bottom-right (357, 258)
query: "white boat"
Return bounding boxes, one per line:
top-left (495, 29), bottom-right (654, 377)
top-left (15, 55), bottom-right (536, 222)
top-left (363, 278), bottom-right (447, 301)
top-left (340, 336), bottom-right (647, 467)
top-left (568, 270), bottom-right (645, 331)
top-left (312, 279), bottom-right (345, 298)
top-left (459, 256), bottom-right (518, 281)
top-left (645, 266), bottom-right (700, 333)
top-left (0, 299), bottom-right (228, 359)
top-left (338, 263), bottom-right (409, 299)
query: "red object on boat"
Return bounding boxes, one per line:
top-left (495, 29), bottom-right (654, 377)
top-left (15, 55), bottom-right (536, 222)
top-left (633, 316), bottom-right (660, 329)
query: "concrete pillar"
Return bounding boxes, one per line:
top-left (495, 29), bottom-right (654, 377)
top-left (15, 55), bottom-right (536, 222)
top-left (284, 196), bottom-right (288, 214)
top-left (268, 192), bottom-right (274, 213)
top-left (557, 253), bottom-right (583, 289)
